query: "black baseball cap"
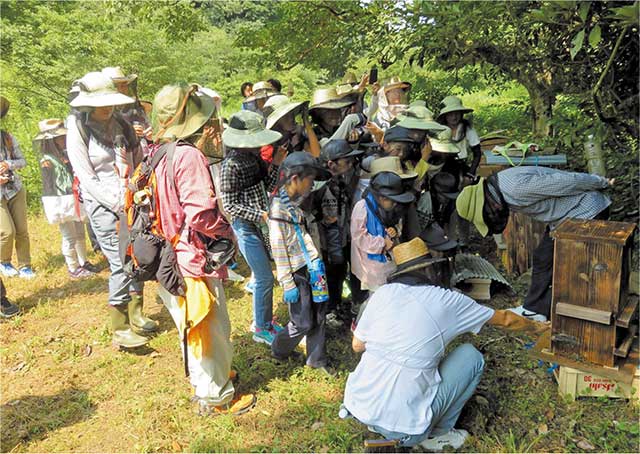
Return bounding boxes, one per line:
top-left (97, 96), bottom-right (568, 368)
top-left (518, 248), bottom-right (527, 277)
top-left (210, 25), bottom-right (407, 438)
top-left (320, 139), bottom-right (365, 162)
top-left (281, 152), bottom-right (331, 180)
top-left (430, 172), bottom-right (460, 200)
top-left (383, 126), bottom-right (414, 143)
top-left (419, 222), bottom-right (458, 252)
top-left (369, 171), bottom-right (415, 204)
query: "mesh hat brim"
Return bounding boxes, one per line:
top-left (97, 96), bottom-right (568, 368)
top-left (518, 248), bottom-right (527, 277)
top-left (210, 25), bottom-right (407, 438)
top-left (309, 99), bottom-right (355, 111)
top-left (430, 138), bottom-right (460, 154)
top-left (396, 117), bottom-right (447, 132)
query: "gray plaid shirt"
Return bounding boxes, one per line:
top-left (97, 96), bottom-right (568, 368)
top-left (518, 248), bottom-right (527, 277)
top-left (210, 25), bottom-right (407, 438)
top-left (496, 166), bottom-right (611, 229)
top-left (0, 132), bottom-right (26, 201)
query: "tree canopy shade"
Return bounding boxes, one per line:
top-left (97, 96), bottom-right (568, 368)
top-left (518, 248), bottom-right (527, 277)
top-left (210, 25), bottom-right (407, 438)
top-left (240, 0), bottom-right (639, 140)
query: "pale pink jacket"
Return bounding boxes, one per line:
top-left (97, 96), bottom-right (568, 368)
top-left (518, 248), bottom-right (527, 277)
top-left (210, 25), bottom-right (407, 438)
top-left (350, 199), bottom-right (396, 290)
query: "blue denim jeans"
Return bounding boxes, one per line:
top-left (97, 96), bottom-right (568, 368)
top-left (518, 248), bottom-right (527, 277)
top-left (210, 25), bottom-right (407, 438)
top-left (232, 218), bottom-right (274, 330)
top-left (85, 199), bottom-right (142, 306)
top-left (369, 343), bottom-right (485, 446)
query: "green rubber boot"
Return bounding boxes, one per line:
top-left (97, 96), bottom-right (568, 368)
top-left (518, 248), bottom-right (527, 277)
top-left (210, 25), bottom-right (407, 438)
top-left (109, 304), bottom-right (149, 348)
top-left (129, 294), bottom-right (159, 333)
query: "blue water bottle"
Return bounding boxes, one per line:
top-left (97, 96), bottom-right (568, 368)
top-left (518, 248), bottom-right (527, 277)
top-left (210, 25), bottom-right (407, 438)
top-left (308, 258), bottom-right (329, 303)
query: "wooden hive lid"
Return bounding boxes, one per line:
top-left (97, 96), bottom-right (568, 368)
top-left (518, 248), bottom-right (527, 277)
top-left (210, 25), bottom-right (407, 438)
top-left (551, 219), bottom-right (637, 244)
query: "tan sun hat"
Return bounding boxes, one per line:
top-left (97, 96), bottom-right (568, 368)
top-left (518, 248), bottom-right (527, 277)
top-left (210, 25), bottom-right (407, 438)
top-left (383, 76), bottom-right (412, 93)
top-left (264, 95), bottom-right (307, 130)
top-left (369, 156), bottom-right (418, 180)
top-left (388, 237), bottom-right (444, 279)
top-left (152, 83), bottom-right (216, 141)
top-left (0, 96), bottom-right (9, 119)
top-left (245, 81), bottom-right (277, 102)
top-left (429, 127), bottom-right (460, 154)
top-left (101, 66), bottom-right (137, 84)
top-left (309, 87), bottom-right (355, 111)
top-left (437, 96), bottom-right (473, 120)
top-left (69, 72), bottom-right (135, 108)
top-left (34, 119), bottom-right (67, 141)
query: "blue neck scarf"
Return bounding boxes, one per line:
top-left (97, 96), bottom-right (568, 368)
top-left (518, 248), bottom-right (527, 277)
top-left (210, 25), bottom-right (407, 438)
top-left (364, 192), bottom-right (387, 263)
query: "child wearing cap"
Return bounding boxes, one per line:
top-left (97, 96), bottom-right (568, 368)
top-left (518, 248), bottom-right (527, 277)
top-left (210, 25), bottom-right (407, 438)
top-left (268, 152), bottom-right (332, 373)
top-left (350, 171), bottom-right (415, 295)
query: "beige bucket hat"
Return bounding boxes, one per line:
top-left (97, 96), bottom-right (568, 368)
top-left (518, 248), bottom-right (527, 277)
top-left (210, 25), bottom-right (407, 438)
top-left (34, 118), bottom-right (67, 141)
top-left (69, 72), bottom-right (135, 108)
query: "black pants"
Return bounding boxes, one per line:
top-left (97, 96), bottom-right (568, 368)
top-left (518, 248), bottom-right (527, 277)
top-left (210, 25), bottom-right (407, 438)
top-left (325, 246), bottom-right (348, 313)
top-left (272, 267), bottom-right (328, 368)
top-left (0, 278), bottom-right (6, 302)
top-left (523, 209), bottom-right (610, 318)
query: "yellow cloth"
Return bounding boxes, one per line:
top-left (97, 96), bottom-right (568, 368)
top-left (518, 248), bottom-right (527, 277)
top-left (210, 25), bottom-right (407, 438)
top-left (413, 159), bottom-right (429, 180)
top-left (178, 277), bottom-right (216, 360)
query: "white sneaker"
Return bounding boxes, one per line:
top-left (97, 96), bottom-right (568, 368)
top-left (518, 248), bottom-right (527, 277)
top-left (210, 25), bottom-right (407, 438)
top-left (420, 428), bottom-right (469, 451)
top-left (326, 312), bottom-right (344, 328)
top-left (507, 305), bottom-right (548, 323)
top-left (226, 268), bottom-right (245, 282)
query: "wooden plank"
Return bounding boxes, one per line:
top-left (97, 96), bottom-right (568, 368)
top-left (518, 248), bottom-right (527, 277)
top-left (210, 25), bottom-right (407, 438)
top-left (551, 219), bottom-right (637, 245)
top-left (529, 330), bottom-right (639, 384)
top-left (556, 302), bottom-right (612, 325)
top-left (616, 296), bottom-right (638, 328)
top-left (613, 324), bottom-right (638, 358)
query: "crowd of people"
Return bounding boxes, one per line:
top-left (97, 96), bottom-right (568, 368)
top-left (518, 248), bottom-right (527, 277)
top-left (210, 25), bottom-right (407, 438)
top-left (0, 67), bottom-right (616, 448)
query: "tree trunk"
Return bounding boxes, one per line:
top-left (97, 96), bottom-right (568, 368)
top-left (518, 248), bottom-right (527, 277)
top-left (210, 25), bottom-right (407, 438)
top-left (526, 85), bottom-right (556, 140)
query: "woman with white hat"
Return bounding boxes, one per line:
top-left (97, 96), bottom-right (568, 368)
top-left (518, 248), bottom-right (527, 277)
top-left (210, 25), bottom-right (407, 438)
top-left (436, 95), bottom-right (482, 176)
top-left (35, 119), bottom-right (97, 279)
top-left (0, 96), bottom-right (35, 279)
top-left (66, 71), bottom-right (154, 349)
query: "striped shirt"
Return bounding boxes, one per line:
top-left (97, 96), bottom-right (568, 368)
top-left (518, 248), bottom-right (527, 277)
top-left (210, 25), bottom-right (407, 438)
top-left (269, 190), bottom-right (319, 291)
top-left (496, 166), bottom-right (611, 229)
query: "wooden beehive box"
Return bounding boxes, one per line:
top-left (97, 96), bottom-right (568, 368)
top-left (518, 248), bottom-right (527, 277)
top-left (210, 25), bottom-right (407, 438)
top-left (551, 219), bottom-right (638, 368)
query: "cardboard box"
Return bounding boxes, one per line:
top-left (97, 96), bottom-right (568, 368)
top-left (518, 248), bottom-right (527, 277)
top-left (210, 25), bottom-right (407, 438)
top-left (555, 365), bottom-right (640, 400)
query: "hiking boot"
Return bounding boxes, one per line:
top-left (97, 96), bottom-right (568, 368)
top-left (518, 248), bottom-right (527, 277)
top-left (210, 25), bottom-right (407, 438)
top-left (69, 267), bottom-right (94, 279)
top-left (81, 262), bottom-right (100, 273)
top-left (0, 263), bottom-right (18, 278)
top-left (419, 428), bottom-right (469, 451)
top-left (252, 327), bottom-right (275, 345)
top-left (109, 304), bottom-right (149, 348)
top-left (18, 266), bottom-right (36, 279)
top-left (129, 294), bottom-right (159, 333)
top-left (197, 394), bottom-right (256, 417)
top-left (1, 297), bottom-right (20, 319)
top-left (507, 305), bottom-right (548, 323)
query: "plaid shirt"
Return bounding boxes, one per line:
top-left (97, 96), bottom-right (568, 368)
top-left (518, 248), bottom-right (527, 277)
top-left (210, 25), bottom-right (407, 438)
top-left (496, 166), bottom-right (611, 229)
top-left (269, 189), bottom-right (319, 291)
top-left (219, 151), bottom-right (279, 224)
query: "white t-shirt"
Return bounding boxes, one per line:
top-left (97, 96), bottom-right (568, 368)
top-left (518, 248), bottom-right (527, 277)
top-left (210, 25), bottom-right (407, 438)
top-left (451, 125), bottom-right (480, 160)
top-left (343, 282), bottom-right (494, 435)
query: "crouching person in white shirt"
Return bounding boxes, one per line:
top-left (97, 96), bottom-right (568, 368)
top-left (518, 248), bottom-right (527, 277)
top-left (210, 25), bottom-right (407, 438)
top-left (342, 237), bottom-right (548, 450)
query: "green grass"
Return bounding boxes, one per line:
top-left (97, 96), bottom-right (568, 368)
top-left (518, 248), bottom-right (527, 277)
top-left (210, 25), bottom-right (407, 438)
top-left (1, 215), bottom-right (638, 452)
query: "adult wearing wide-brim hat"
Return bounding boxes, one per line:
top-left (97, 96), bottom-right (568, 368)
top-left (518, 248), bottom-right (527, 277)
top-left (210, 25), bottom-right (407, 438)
top-left (344, 234), bottom-right (547, 451)
top-left (264, 95), bottom-right (322, 157)
top-left (373, 76), bottom-right (412, 131)
top-left (264, 95), bottom-right (307, 130)
top-left (437, 95), bottom-right (473, 121)
top-left (436, 95), bottom-right (481, 177)
top-left (66, 71), bottom-right (153, 349)
top-left (35, 119), bottom-right (98, 280)
top-left (219, 110), bottom-right (287, 347)
top-left (244, 81), bottom-right (277, 103)
top-left (0, 95), bottom-right (36, 281)
top-left (150, 84), bottom-right (257, 417)
top-left (309, 87), bottom-right (359, 143)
